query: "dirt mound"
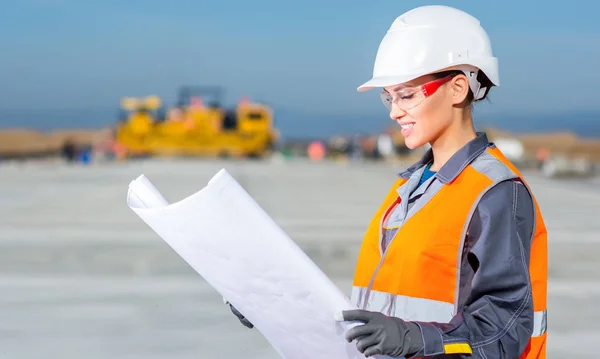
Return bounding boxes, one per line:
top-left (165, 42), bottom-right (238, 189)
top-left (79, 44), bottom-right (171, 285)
top-left (0, 128), bottom-right (113, 158)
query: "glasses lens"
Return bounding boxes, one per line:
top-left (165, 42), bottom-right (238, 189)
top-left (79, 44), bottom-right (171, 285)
top-left (381, 89), bottom-right (426, 111)
top-left (380, 91), bottom-right (392, 110)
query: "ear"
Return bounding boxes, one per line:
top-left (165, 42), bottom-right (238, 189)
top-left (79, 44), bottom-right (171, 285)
top-left (450, 74), bottom-right (471, 105)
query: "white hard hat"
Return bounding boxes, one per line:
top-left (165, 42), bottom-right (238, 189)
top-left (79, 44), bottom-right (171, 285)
top-left (358, 5), bottom-right (499, 101)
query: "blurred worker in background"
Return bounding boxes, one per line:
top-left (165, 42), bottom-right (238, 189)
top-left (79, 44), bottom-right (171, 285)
top-left (228, 5), bottom-right (548, 359)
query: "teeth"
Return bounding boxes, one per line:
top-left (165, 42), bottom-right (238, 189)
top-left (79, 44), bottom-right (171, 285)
top-left (401, 123), bottom-right (415, 129)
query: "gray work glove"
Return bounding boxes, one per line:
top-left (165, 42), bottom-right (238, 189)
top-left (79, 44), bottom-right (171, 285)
top-left (340, 309), bottom-right (423, 358)
top-left (228, 303), bottom-right (254, 329)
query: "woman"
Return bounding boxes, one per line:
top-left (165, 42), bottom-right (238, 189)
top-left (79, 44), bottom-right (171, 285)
top-left (230, 5), bottom-right (548, 359)
top-left (335, 5), bottom-right (548, 359)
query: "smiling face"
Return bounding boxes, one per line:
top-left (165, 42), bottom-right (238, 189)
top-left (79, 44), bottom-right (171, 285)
top-left (382, 70), bottom-right (472, 149)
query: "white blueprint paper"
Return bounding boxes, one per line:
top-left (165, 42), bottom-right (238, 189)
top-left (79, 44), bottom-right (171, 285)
top-left (126, 169), bottom-right (375, 359)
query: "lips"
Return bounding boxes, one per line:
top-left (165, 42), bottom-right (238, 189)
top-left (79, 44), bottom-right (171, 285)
top-left (399, 121), bottom-right (415, 137)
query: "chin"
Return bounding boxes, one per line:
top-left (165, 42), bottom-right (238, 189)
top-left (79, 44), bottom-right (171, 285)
top-left (404, 136), bottom-right (427, 150)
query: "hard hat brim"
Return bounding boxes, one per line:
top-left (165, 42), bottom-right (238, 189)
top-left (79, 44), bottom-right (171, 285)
top-left (357, 60), bottom-right (500, 93)
top-left (357, 74), bottom-right (423, 92)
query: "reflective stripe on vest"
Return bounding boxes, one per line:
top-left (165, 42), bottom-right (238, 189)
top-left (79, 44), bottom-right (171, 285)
top-left (350, 286), bottom-right (548, 337)
top-left (351, 146), bottom-right (548, 358)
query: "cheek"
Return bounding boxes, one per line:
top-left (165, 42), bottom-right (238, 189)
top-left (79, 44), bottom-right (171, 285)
top-left (413, 105), bottom-right (441, 134)
top-left (415, 98), bottom-right (450, 133)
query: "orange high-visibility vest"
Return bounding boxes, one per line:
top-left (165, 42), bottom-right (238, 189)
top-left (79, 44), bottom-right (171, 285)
top-left (351, 147), bottom-right (547, 358)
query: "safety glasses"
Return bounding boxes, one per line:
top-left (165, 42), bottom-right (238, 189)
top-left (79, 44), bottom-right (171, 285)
top-left (380, 75), bottom-right (454, 111)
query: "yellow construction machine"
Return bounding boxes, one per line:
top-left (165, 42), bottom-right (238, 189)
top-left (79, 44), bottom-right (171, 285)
top-left (114, 86), bottom-right (278, 158)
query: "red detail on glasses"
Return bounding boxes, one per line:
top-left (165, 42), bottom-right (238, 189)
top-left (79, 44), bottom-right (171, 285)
top-left (421, 76), bottom-right (453, 97)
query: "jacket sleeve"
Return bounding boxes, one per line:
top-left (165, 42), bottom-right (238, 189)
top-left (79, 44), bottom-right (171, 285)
top-left (409, 179), bottom-right (536, 359)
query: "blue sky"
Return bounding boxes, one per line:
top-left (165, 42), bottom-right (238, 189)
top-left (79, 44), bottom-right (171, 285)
top-left (1, 0), bottom-right (599, 118)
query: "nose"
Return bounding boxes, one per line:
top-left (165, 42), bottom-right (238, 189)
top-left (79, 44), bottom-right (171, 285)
top-left (389, 104), bottom-right (407, 121)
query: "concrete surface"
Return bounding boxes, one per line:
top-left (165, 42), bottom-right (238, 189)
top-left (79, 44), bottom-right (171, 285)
top-left (0, 158), bottom-right (598, 358)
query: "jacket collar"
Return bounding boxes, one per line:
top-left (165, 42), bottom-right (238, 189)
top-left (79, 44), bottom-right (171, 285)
top-left (398, 132), bottom-right (490, 184)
